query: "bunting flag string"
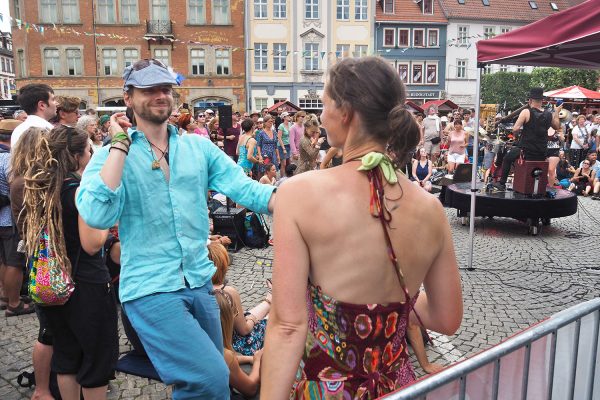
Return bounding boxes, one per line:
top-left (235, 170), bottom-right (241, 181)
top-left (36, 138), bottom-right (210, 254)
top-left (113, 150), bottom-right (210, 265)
top-left (0, 13), bottom-right (480, 56)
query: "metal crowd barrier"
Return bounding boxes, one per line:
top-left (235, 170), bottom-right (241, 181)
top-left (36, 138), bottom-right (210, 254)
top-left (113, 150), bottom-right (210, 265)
top-left (384, 298), bottom-right (600, 400)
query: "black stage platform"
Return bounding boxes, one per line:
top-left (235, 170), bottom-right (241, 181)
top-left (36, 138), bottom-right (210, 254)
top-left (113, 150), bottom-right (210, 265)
top-left (444, 182), bottom-right (578, 235)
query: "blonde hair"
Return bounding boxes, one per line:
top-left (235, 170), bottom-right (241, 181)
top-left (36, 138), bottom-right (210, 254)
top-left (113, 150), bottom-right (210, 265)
top-left (294, 111), bottom-right (306, 122)
top-left (10, 127), bottom-right (47, 181)
top-left (214, 290), bottom-right (235, 351)
top-left (23, 125), bottom-right (89, 275)
top-left (208, 117), bottom-right (220, 132)
top-left (303, 114), bottom-right (320, 136)
top-left (209, 242), bottom-right (230, 285)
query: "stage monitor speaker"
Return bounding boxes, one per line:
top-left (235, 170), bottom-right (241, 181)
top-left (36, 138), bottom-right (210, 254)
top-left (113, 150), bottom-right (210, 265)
top-left (513, 160), bottom-right (548, 195)
top-left (218, 105), bottom-right (233, 132)
top-left (212, 206), bottom-right (246, 251)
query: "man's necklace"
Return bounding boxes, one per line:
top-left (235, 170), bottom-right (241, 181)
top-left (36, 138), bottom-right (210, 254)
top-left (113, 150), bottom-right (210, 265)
top-left (144, 137), bottom-right (169, 170)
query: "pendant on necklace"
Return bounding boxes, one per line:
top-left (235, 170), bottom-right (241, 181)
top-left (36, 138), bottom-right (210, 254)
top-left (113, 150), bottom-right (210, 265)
top-left (152, 160), bottom-right (161, 170)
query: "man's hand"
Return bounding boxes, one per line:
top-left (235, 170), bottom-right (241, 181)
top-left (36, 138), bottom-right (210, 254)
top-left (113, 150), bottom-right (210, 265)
top-left (109, 112), bottom-right (132, 139)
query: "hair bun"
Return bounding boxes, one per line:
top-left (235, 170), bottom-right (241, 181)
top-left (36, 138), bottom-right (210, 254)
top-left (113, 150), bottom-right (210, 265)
top-left (387, 104), bottom-right (420, 166)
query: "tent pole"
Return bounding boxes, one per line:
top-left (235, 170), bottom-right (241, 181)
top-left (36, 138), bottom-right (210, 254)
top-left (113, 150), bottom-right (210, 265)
top-left (468, 67), bottom-right (482, 271)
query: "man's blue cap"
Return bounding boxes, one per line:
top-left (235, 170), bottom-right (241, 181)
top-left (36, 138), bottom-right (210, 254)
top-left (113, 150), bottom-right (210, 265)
top-left (122, 61), bottom-right (179, 91)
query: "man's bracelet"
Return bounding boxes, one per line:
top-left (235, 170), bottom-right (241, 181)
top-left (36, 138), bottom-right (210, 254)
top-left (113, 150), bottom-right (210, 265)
top-left (112, 132), bottom-right (131, 145)
top-left (109, 146), bottom-right (129, 156)
top-left (112, 139), bottom-right (130, 151)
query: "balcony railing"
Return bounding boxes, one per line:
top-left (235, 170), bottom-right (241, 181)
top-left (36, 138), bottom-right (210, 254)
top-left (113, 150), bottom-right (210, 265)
top-left (145, 20), bottom-right (173, 36)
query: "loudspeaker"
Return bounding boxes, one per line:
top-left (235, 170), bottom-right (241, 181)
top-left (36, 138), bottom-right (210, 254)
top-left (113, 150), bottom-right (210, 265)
top-left (212, 206), bottom-right (246, 251)
top-left (218, 105), bottom-right (233, 132)
top-left (513, 160), bottom-right (548, 195)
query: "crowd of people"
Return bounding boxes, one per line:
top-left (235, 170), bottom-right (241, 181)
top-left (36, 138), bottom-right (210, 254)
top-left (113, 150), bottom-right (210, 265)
top-left (0, 57), bottom-right (464, 400)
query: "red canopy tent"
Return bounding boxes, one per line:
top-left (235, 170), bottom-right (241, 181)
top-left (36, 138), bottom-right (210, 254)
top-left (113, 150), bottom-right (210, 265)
top-left (460, 0), bottom-right (600, 269)
top-left (544, 85), bottom-right (600, 101)
top-left (477, 0), bottom-right (600, 69)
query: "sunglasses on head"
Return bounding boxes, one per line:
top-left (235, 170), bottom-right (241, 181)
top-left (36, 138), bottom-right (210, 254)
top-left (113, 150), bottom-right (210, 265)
top-left (124, 58), bottom-right (169, 84)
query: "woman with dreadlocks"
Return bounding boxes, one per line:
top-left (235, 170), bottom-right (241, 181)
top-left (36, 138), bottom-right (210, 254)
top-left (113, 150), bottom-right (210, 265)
top-left (23, 125), bottom-right (118, 400)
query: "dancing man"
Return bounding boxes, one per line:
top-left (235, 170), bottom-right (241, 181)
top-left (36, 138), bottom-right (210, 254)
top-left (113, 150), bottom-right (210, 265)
top-left (77, 59), bottom-right (276, 399)
top-left (492, 87), bottom-right (561, 191)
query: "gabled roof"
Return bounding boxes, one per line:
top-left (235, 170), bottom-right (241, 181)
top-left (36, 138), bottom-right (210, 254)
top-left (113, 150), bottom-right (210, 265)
top-left (439, 0), bottom-right (583, 23)
top-left (376, 0), bottom-right (448, 23)
top-left (422, 99), bottom-right (459, 111)
top-left (268, 100), bottom-right (302, 113)
top-left (300, 28), bottom-right (325, 39)
top-left (405, 101), bottom-right (424, 114)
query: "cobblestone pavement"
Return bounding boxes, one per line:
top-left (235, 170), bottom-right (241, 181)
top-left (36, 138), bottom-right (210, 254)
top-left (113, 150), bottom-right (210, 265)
top-left (2, 196), bottom-right (599, 399)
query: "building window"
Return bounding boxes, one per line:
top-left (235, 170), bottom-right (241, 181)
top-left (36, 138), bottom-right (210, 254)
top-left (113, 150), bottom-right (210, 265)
top-left (17, 50), bottom-right (25, 78)
top-left (13, 0), bottom-right (21, 20)
top-left (153, 48), bottom-right (170, 66)
top-left (97, 0), bottom-right (116, 23)
top-left (40, 0), bottom-right (59, 23)
top-left (426, 63), bottom-right (437, 84)
top-left (354, 45), bottom-right (368, 58)
top-left (254, 0), bottom-right (267, 18)
top-left (66, 48), bottom-right (82, 75)
top-left (413, 29), bottom-right (425, 47)
top-left (44, 48), bottom-right (60, 76)
top-left (383, 0), bottom-right (394, 13)
top-left (550, 2), bottom-right (558, 11)
top-left (355, 0), bottom-right (367, 20)
top-left (61, 0), bottom-right (79, 23)
top-left (517, 66), bottom-right (526, 73)
top-left (412, 63), bottom-right (423, 84)
top-left (398, 64), bottom-right (409, 83)
top-left (102, 48), bottom-right (118, 75)
top-left (482, 65), bottom-right (492, 74)
top-left (255, 98), bottom-right (268, 110)
top-left (213, 0), bottom-right (230, 24)
top-left (190, 49), bottom-right (205, 75)
top-left (305, 0), bottom-right (319, 19)
top-left (273, 0), bottom-right (286, 18)
top-left (336, 0), bottom-right (349, 20)
top-left (304, 43), bottom-right (319, 71)
top-left (299, 98), bottom-right (323, 109)
top-left (458, 26), bottom-right (469, 46)
top-left (529, 1), bottom-right (538, 9)
top-left (273, 43), bottom-right (287, 72)
top-left (423, 0), bottom-right (433, 14)
top-left (216, 49), bottom-right (230, 75)
top-left (500, 27), bottom-right (511, 34)
top-left (39, 0), bottom-right (80, 23)
top-left (457, 59), bottom-right (467, 78)
top-left (123, 48), bottom-right (139, 67)
top-left (499, 64), bottom-right (508, 72)
top-left (398, 29), bottom-right (409, 47)
top-left (2, 59), bottom-right (6, 73)
top-left (120, 0), bottom-right (139, 23)
top-left (336, 44), bottom-right (350, 58)
top-left (383, 28), bottom-right (395, 47)
top-left (151, 0), bottom-right (168, 20)
top-left (484, 26), bottom-right (495, 39)
top-left (254, 43), bottom-right (267, 71)
top-left (188, 0), bottom-right (206, 24)
top-left (427, 29), bottom-right (439, 47)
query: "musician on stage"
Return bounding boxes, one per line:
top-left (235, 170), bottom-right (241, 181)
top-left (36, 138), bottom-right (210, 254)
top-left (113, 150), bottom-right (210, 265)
top-left (492, 87), bottom-right (561, 191)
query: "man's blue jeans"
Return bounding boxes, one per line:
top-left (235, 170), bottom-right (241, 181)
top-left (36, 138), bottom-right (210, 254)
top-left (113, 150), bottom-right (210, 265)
top-left (123, 282), bottom-right (230, 399)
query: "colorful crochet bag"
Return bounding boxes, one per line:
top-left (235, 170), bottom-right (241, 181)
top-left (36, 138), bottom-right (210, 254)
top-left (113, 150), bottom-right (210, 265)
top-left (28, 227), bottom-right (75, 306)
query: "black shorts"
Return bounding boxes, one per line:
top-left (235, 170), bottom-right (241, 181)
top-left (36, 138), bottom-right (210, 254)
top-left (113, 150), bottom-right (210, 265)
top-left (547, 148), bottom-right (560, 158)
top-left (0, 226), bottom-right (25, 268)
top-left (44, 281), bottom-right (118, 388)
top-left (35, 305), bottom-right (53, 346)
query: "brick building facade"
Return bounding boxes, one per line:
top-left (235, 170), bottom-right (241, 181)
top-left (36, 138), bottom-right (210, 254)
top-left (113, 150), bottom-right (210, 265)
top-left (10, 0), bottom-right (246, 111)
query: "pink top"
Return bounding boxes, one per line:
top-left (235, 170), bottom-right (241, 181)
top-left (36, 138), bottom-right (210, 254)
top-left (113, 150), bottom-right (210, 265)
top-left (194, 126), bottom-right (210, 139)
top-left (448, 130), bottom-right (467, 155)
top-left (289, 123), bottom-right (304, 156)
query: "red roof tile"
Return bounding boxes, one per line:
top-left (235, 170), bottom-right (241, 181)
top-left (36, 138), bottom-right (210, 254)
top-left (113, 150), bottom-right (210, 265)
top-left (376, 0), bottom-right (448, 22)
top-left (422, 99), bottom-right (459, 110)
top-left (438, 0), bottom-right (584, 23)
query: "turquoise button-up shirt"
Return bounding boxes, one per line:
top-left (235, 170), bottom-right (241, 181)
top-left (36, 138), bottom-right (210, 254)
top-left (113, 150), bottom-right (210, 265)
top-left (77, 125), bottom-right (275, 303)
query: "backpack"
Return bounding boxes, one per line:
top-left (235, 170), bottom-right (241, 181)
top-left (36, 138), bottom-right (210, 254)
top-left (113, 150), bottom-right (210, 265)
top-left (243, 213), bottom-right (269, 248)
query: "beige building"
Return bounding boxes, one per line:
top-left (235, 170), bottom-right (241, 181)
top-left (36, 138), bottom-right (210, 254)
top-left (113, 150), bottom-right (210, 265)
top-left (246, 0), bottom-right (373, 113)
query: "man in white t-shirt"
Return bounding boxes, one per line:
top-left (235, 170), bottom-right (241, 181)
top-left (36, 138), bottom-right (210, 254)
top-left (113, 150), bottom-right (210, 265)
top-left (11, 84), bottom-right (56, 148)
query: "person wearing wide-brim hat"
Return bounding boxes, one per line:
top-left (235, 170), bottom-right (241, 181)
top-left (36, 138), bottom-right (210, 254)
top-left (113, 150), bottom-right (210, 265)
top-left (491, 87), bottom-right (563, 191)
top-left (76, 59), bottom-right (277, 399)
top-left (0, 119), bottom-right (35, 317)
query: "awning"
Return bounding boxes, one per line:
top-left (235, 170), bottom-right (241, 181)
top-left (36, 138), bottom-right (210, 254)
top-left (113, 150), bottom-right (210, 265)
top-left (477, 0), bottom-right (600, 69)
top-left (544, 85), bottom-right (600, 100)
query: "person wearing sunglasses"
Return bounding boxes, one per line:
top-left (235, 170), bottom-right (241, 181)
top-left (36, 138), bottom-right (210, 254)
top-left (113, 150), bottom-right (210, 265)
top-left (76, 59), bottom-right (277, 399)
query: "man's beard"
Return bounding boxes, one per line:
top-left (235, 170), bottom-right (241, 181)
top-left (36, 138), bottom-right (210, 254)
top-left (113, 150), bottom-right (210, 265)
top-left (135, 102), bottom-right (173, 125)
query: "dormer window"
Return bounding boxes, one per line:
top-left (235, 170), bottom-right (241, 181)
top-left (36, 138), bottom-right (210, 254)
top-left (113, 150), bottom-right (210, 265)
top-left (529, 1), bottom-right (538, 9)
top-left (423, 0), bottom-right (433, 14)
top-left (383, 0), bottom-right (394, 13)
top-left (550, 2), bottom-right (558, 10)
top-left (482, 0), bottom-right (490, 5)
top-left (457, 0), bottom-right (465, 3)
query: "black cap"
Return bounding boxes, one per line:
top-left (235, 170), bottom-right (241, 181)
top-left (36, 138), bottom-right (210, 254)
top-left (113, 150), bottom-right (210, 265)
top-left (529, 87), bottom-right (544, 100)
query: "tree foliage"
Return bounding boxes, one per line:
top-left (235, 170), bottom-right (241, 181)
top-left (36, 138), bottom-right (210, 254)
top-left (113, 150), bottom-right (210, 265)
top-left (530, 67), bottom-right (600, 91)
top-left (481, 72), bottom-right (532, 110)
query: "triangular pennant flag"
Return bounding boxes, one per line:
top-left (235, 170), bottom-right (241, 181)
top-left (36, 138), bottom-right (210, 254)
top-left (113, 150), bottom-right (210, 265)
top-left (0, 14), bottom-right (4, 23)
top-left (320, 51), bottom-right (326, 59)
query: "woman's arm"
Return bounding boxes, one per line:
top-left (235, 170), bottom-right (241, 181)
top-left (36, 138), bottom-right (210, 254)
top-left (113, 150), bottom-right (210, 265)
top-left (247, 139), bottom-right (260, 164)
top-left (571, 168), bottom-right (582, 182)
top-left (277, 127), bottom-right (287, 153)
top-left (228, 286), bottom-right (270, 336)
top-left (261, 183), bottom-right (310, 399)
top-left (412, 160), bottom-right (419, 182)
top-left (424, 160), bottom-right (433, 181)
top-left (321, 147), bottom-right (338, 169)
top-left (227, 350), bottom-right (261, 398)
top-left (236, 134), bottom-right (243, 156)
